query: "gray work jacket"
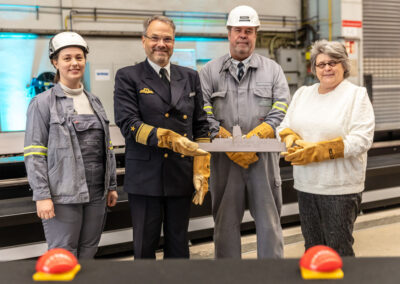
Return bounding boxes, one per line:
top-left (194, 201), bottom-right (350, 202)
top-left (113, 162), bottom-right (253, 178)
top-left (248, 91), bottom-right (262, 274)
top-left (24, 83), bottom-right (117, 204)
top-left (199, 53), bottom-right (290, 137)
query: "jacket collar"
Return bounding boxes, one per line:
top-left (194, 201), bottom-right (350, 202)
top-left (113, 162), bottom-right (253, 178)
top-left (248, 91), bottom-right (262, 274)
top-left (53, 83), bottom-right (67, 98)
top-left (169, 64), bottom-right (184, 107)
top-left (248, 53), bottom-right (260, 69)
top-left (221, 53), bottom-right (260, 72)
top-left (142, 60), bottom-right (184, 108)
top-left (147, 58), bottom-right (171, 79)
top-left (53, 82), bottom-right (94, 99)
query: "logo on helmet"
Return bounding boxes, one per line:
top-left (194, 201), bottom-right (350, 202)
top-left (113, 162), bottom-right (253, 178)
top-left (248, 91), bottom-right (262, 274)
top-left (226, 5), bottom-right (260, 27)
top-left (239, 16), bottom-right (251, 22)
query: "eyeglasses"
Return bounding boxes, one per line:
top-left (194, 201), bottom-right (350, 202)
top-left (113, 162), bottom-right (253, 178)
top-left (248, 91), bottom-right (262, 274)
top-left (315, 60), bottom-right (341, 69)
top-left (144, 35), bottom-right (174, 44)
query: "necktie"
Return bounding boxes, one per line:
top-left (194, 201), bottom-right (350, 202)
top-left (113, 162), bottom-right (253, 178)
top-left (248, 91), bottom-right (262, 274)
top-left (159, 68), bottom-right (171, 103)
top-left (160, 68), bottom-right (170, 88)
top-left (237, 62), bottom-right (244, 81)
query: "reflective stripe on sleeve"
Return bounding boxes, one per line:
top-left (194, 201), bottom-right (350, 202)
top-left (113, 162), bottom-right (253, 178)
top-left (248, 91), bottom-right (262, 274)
top-left (203, 105), bottom-right (213, 115)
top-left (24, 145), bottom-right (48, 150)
top-left (272, 101), bottom-right (288, 113)
top-left (24, 145), bottom-right (48, 157)
top-left (24, 152), bottom-right (47, 157)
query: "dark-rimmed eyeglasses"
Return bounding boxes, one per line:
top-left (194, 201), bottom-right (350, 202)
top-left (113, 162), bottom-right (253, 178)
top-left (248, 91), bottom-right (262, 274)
top-left (144, 35), bottom-right (174, 44)
top-left (315, 61), bottom-right (341, 69)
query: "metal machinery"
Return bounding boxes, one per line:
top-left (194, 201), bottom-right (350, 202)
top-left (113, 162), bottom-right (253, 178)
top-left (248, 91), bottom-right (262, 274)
top-left (27, 72), bottom-right (55, 98)
top-left (1, 0), bottom-right (400, 260)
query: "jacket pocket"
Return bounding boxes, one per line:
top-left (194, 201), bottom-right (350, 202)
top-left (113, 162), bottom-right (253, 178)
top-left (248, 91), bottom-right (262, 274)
top-left (211, 91), bottom-right (227, 99)
top-left (48, 156), bottom-right (76, 196)
top-left (210, 91), bottom-right (227, 121)
top-left (253, 87), bottom-right (272, 117)
top-left (48, 115), bottom-right (69, 149)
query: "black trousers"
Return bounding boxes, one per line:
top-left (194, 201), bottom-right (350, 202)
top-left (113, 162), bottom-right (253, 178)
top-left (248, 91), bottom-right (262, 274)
top-left (297, 190), bottom-right (362, 256)
top-left (128, 194), bottom-right (192, 259)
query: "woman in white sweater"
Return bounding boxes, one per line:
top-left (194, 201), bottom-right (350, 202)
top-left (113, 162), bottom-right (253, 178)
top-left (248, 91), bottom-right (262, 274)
top-left (277, 40), bottom-right (375, 256)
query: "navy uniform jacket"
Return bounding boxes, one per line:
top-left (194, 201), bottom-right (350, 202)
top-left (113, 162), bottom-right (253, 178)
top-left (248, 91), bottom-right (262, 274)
top-left (114, 60), bottom-right (210, 197)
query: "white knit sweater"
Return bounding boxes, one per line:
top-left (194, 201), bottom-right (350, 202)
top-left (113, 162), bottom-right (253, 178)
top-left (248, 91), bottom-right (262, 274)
top-left (277, 80), bottom-right (375, 195)
top-left (59, 82), bottom-right (94, 115)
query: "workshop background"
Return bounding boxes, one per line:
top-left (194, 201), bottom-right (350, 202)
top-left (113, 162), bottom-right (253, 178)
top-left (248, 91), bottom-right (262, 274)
top-left (1, 0), bottom-right (399, 261)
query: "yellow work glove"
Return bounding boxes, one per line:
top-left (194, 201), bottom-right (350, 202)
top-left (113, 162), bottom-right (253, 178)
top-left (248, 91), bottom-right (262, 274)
top-left (284, 137), bottom-right (345, 165)
top-left (215, 126), bottom-right (232, 138)
top-left (226, 152), bottom-right (259, 169)
top-left (157, 128), bottom-right (208, 156)
top-left (279, 128), bottom-right (302, 148)
top-left (192, 153), bottom-right (211, 205)
top-left (246, 122), bottom-right (275, 139)
top-left (226, 122), bottom-right (275, 169)
top-left (216, 126), bottom-right (259, 169)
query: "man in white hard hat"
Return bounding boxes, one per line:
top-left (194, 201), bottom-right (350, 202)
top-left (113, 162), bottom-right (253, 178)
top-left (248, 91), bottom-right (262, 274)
top-left (199, 5), bottom-right (290, 258)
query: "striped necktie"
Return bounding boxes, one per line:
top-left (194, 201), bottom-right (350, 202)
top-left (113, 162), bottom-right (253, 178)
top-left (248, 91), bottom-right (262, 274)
top-left (238, 62), bottom-right (244, 81)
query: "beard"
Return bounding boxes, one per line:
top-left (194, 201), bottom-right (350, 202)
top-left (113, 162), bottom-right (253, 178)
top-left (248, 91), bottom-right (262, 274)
top-left (231, 43), bottom-right (253, 60)
top-left (151, 47), bottom-right (170, 65)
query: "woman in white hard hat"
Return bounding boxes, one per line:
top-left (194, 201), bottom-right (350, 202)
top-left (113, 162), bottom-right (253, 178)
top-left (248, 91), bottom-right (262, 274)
top-left (277, 40), bottom-right (375, 256)
top-left (24, 32), bottom-right (118, 258)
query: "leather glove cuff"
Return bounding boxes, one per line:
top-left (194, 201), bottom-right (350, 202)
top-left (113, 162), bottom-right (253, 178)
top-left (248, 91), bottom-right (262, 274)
top-left (318, 137), bottom-right (345, 160)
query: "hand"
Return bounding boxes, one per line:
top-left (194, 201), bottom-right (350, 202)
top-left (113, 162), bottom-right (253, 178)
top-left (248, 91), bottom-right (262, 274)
top-left (225, 152), bottom-right (259, 168)
top-left (107, 190), bottom-right (118, 207)
top-left (246, 122), bottom-right (275, 139)
top-left (216, 126), bottom-right (232, 138)
top-left (217, 126), bottom-right (259, 168)
top-left (281, 145), bottom-right (303, 156)
top-left (192, 153), bottom-right (211, 205)
top-left (284, 138), bottom-right (344, 165)
top-left (36, 199), bottom-right (55, 220)
top-left (157, 128), bottom-right (208, 156)
top-left (279, 128), bottom-right (302, 148)
top-left (193, 175), bottom-right (208, 205)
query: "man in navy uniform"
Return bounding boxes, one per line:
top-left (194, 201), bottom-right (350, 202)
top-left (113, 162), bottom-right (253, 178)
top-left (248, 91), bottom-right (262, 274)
top-left (114, 15), bottom-right (210, 259)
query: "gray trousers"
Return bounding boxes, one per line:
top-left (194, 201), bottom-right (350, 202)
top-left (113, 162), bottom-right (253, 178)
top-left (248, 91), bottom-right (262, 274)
top-left (42, 195), bottom-right (107, 259)
top-left (297, 190), bottom-right (362, 256)
top-left (210, 152), bottom-right (283, 259)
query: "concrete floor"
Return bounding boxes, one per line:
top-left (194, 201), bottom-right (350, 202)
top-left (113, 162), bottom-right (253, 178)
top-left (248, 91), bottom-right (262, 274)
top-left (158, 206), bottom-right (400, 260)
top-left (116, 206), bottom-right (400, 260)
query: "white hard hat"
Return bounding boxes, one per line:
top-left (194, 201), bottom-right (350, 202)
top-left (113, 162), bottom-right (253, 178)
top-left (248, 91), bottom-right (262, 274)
top-left (49, 32), bottom-right (89, 59)
top-left (226, 5), bottom-right (260, 27)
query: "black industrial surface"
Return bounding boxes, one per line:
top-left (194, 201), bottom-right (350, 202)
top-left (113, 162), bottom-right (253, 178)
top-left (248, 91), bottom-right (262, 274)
top-left (1, 258), bottom-right (400, 284)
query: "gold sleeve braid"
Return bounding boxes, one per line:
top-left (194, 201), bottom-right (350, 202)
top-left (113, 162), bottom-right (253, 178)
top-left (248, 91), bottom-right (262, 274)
top-left (195, 137), bottom-right (211, 143)
top-left (136, 123), bottom-right (154, 145)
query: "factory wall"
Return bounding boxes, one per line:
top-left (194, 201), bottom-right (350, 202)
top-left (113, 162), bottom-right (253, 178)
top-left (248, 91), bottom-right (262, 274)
top-left (0, 0), bottom-right (301, 33)
top-left (0, 0), bottom-right (300, 130)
